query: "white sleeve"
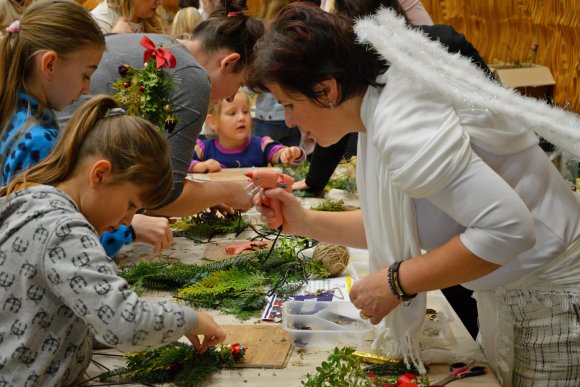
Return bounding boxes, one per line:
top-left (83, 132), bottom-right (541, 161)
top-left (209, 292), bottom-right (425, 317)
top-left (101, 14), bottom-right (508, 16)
top-left (90, 3), bottom-right (115, 34)
top-left (424, 151), bottom-right (536, 265)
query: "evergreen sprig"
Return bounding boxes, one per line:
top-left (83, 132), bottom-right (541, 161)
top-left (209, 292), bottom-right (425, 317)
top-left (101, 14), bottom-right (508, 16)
top-left (302, 347), bottom-right (428, 387)
top-left (312, 199), bottom-right (348, 212)
top-left (171, 211), bottom-right (248, 242)
top-left (118, 239), bottom-right (326, 320)
top-left (98, 342), bottom-right (236, 386)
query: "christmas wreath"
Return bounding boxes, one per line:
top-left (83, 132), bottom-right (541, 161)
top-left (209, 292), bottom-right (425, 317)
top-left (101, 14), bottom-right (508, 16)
top-left (113, 36), bottom-right (179, 133)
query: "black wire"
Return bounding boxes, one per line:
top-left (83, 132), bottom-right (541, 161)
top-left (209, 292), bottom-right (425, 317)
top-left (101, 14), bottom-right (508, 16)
top-left (263, 226), bottom-right (282, 263)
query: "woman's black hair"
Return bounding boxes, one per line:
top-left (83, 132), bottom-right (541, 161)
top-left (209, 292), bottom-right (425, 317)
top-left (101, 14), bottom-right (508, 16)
top-left (247, 2), bottom-right (387, 106)
top-left (192, 0), bottom-right (264, 72)
top-left (334, 0), bottom-right (408, 22)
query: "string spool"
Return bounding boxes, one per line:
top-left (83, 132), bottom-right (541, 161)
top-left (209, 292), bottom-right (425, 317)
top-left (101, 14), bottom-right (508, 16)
top-left (312, 243), bottom-right (349, 277)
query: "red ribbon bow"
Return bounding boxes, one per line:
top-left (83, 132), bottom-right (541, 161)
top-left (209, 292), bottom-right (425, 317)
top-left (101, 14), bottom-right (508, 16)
top-left (140, 36), bottom-right (176, 69)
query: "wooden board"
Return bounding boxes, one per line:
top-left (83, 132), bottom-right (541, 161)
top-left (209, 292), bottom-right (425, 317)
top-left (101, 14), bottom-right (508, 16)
top-left (187, 167), bottom-right (280, 182)
top-left (203, 240), bottom-right (272, 261)
top-left (223, 325), bottom-right (292, 369)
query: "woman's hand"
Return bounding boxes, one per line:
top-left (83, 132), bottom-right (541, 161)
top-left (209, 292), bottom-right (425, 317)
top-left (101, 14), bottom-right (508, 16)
top-left (280, 146), bottom-right (303, 165)
top-left (191, 159), bottom-right (222, 173)
top-left (131, 214), bottom-right (173, 253)
top-left (349, 268), bottom-right (401, 325)
top-left (254, 187), bottom-right (308, 234)
top-left (185, 311), bottom-right (226, 354)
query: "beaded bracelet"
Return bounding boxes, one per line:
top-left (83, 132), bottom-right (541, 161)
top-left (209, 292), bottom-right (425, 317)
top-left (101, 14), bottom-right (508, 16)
top-left (387, 261), bottom-right (417, 302)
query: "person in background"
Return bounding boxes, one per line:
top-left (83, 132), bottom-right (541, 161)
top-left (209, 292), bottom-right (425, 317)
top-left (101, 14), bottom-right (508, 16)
top-left (171, 5), bottom-right (202, 38)
top-left (199, 0), bottom-right (217, 18)
top-left (91, 0), bottom-right (166, 33)
top-left (252, 0), bottom-right (302, 147)
top-left (398, 0), bottom-right (431, 25)
top-left (0, 0), bottom-right (30, 35)
top-left (190, 89), bottom-right (305, 172)
top-left (293, 0), bottom-right (493, 339)
top-left (0, 95), bottom-right (225, 386)
top-left (180, 0), bottom-right (200, 8)
top-left (60, 0), bottom-right (265, 222)
top-left (248, 4), bottom-right (580, 385)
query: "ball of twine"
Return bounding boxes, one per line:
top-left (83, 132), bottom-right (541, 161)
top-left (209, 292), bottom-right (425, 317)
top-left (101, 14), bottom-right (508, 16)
top-left (312, 243), bottom-right (349, 277)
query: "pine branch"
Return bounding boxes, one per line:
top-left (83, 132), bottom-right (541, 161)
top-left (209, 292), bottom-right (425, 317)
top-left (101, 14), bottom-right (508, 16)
top-left (98, 342), bottom-right (236, 385)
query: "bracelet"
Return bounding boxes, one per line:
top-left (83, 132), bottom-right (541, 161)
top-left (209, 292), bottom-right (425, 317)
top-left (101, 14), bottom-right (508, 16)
top-left (387, 261), bottom-right (417, 302)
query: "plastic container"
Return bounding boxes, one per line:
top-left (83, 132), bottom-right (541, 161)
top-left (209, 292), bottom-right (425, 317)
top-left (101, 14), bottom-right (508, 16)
top-left (422, 291), bottom-right (456, 348)
top-left (282, 300), bottom-right (374, 348)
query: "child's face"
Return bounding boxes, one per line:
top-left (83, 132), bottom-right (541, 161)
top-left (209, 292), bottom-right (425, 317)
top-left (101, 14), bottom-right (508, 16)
top-left (46, 46), bottom-right (103, 111)
top-left (214, 92), bottom-right (252, 144)
top-left (83, 181), bottom-right (143, 236)
top-left (133, 0), bottom-right (163, 20)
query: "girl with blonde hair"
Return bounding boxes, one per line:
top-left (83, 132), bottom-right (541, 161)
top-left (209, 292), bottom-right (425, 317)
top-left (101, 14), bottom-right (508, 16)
top-left (171, 6), bottom-right (202, 38)
top-left (91, 0), bottom-right (166, 33)
top-left (0, 95), bottom-right (225, 385)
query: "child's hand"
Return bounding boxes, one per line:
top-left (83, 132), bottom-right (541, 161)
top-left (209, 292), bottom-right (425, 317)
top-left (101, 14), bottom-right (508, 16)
top-left (131, 214), bottom-right (173, 253)
top-left (192, 159), bottom-right (222, 173)
top-left (280, 146), bottom-right (303, 165)
top-left (185, 311), bottom-right (226, 354)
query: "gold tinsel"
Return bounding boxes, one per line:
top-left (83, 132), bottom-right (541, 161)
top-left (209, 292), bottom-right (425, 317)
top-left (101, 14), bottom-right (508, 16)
top-left (312, 243), bottom-right (349, 277)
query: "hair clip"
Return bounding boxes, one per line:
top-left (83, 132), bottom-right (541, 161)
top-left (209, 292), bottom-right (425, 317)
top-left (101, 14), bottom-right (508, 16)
top-left (5, 20), bottom-right (21, 34)
top-left (105, 107), bottom-right (126, 117)
top-left (227, 11), bottom-right (244, 17)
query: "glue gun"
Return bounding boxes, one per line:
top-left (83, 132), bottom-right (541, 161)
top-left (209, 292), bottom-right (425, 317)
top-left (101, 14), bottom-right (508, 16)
top-left (245, 170), bottom-right (294, 229)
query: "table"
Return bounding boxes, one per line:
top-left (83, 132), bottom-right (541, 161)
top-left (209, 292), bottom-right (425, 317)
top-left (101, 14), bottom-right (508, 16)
top-left (82, 171), bottom-right (501, 386)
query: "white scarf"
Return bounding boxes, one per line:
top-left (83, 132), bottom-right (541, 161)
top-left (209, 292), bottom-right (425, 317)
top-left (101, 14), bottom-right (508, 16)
top-left (354, 8), bottom-right (580, 372)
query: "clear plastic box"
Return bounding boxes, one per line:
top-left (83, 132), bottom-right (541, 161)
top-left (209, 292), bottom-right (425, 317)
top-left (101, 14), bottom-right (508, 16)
top-left (282, 300), bottom-right (374, 348)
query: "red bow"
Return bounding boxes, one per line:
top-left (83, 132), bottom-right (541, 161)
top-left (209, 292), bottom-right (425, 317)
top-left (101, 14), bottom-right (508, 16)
top-left (140, 36), bottom-right (176, 69)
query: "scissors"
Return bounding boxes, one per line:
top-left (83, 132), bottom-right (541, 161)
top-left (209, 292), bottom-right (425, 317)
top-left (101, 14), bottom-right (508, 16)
top-left (431, 362), bottom-right (487, 386)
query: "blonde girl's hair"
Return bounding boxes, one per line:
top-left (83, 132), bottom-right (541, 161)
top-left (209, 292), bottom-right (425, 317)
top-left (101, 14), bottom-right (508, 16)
top-left (1, 95), bottom-right (174, 210)
top-left (107, 0), bottom-right (165, 33)
top-left (171, 6), bottom-right (202, 39)
top-left (0, 0), bottom-right (24, 31)
top-left (0, 0), bottom-right (105, 136)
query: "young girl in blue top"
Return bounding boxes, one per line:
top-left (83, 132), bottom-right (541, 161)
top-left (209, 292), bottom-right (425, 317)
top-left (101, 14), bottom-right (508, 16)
top-left (189, 89), bottom-right (305, 173)
top-left (0, 94), bottom-right (225, 386)
top-left (0, 0), bottom-right (172, 257)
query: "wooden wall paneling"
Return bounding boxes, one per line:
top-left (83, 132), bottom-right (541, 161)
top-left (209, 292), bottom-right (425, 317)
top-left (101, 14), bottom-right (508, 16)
top-left (423, 0), bottom-right (579, 112)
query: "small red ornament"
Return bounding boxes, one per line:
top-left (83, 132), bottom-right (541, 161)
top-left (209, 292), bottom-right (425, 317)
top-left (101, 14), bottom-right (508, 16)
top-left (228, 342), bottom-right (246, 360)
top-left (397, 373), bottom-right (419, 387)
top-left (123, 81), bottom-right (131, 88)
top-left (139, 85), bottom-right (146, 92)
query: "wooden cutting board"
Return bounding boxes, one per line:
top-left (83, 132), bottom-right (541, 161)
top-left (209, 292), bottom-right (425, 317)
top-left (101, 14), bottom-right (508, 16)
top-left (223, 324), bottom-right (292, 368)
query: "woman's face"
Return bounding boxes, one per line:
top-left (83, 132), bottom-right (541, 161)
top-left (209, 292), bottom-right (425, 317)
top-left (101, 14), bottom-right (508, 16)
top-left (202, 0), bottom-right (215, 14)
top-left (268, 83), bottom-right (342, 147)
top-left (133, 0), bottom-right (163, 20)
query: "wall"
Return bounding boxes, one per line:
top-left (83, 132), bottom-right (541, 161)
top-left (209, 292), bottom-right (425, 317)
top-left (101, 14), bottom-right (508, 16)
top-left (422, 0), bottom-right (579, 113)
